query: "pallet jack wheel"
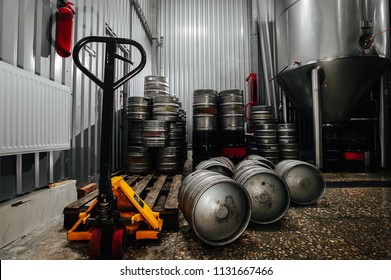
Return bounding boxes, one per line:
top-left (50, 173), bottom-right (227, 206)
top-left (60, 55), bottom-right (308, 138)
top-left (112, 227), bottom-right (125, 258)
top-left (90, 227), bottom-right (115, 259)
top-left (90, 227), bottom-right (103, 259)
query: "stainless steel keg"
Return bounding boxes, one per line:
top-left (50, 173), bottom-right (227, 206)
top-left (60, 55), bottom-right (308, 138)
top-left (142, 120), bottom-right (168, 147)
top-left (233, 165), bottom-right (290, 224)
top-left (179, 170), bottom-right (251, 246)
top-left (274, 160), bottom-right (325, 205)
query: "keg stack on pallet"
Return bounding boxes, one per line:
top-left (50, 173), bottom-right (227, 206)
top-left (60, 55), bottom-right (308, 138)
top-left (218, 89), bottom-right (247, 164)
top-left (192, 89), bottom-right (219, 168)
top-left (277, 123), bottom-right (299, 160)
top-left (65, 76), bottom-right (186, 234)
top-left (192, 89), bottom-right (246, 168)
top-left (251, 106), bottom-right (280, 164)
top-left (127, 75), bottom-right (187, 175)
top-left (251, 106), bottom-right (299, 163)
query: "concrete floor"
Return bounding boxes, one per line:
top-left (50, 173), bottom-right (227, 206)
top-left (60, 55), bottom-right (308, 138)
top-left (0, 169), bottom-right (390, 260)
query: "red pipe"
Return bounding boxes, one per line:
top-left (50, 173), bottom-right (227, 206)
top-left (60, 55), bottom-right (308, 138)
top-left (244, 73), bottom-right (258, 120)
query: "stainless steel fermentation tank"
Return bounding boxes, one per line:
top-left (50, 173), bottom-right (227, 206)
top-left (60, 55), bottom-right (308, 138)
top-left (275, 0), bottom-right (390, 168)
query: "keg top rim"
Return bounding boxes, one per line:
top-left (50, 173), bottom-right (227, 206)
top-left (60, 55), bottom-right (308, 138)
top-left (218, 89), bottom-right (243, 95)
top-left (194, 89), bottom-right (218, 95)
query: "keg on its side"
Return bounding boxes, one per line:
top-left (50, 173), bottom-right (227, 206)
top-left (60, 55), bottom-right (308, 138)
top-left (233, 165), bottom-right (290, 224)
top-left (235, 159), bottom-right (273, 173)
top-left (274, 160), bottom-right (325, 205)
top-left (213, 156), bottom-right (236, 173)
top-left (244, 154), bottom-right (275, 170)
top-left (195, 158), bottom-right (234, 177)
top-left (179, 170), bottom-right (251, 246)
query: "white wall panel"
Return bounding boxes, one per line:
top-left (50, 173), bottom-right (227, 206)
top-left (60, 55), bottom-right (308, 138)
top-left (0, 61), bottom-right (71, 155)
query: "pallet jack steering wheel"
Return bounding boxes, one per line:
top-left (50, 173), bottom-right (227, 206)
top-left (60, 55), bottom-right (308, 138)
top-left (73, 36), bottom-right (146, 259)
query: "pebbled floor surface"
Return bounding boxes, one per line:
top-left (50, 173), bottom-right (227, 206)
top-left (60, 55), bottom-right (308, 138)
top-left (1, 181), bottom-right (390, 260)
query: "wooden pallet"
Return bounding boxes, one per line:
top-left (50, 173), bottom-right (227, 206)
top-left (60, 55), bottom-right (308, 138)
top-left (63, 174), bottom-right (182, 231)
top-left (63, 189), bottom-right (97, 229)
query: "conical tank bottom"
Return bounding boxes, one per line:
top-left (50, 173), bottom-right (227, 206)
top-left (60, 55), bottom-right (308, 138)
top-left (277, 56), bottom-right (389, 123)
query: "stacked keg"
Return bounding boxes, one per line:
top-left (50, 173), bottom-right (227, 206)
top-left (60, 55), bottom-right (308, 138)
top-left (192, 89), bottom-right (219, 168)
top-left (251, 105), bottom-right (279, 164)
top-left (218, 89), bottom-right (247, 164)
top-left (126, 96), bottom-right (153, 174)
top-left (178, 108), bottom-right (188, 161)
top-left (152, 95), bottom-right (180, 122)
top-left (126, 75), bottom-right (186, 175)
top-left (144, 75), bottom-right (170, 98)
top-left (277, 123), bottom-right (299, 160)
top-left (142, 120), bottom-right (169, 148)
top-left (151, 95), bottom-right (185, 175)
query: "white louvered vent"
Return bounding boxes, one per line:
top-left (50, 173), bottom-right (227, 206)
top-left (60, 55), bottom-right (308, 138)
top-left (0, 61), bottom-right (71, 155)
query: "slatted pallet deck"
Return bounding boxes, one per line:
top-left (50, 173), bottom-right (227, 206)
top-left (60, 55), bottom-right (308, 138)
top-left (63, 174), bottom-right (182, 231)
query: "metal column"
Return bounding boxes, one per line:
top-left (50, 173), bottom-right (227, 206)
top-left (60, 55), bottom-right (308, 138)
top-left (379, 76), bottom-right (390, 169)
top-left (312, 68), bottom-right (323, 169)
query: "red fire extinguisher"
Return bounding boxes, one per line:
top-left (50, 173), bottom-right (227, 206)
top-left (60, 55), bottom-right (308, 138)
top-left (55, 1), bottom-right (75, 58)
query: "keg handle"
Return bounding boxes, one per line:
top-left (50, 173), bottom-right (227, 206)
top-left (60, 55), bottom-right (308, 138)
top-left (72, 36), bottom-right (146, 90)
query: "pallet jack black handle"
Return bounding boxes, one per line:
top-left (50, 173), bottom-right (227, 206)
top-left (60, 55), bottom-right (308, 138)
top-left (73, 36), bottom-right (147, 90)
top-left (72, 36), bottom-right (146, 225)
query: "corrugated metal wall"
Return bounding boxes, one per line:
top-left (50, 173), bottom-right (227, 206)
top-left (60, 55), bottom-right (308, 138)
top-left (256, 0), bottom-right (279, 118)
top-left (0, 0), bottom-right (153, 202)
top-left (129, 0), bottom-right (154, 96)
top-left (158, 0), bottom-right (252, 145)
top-left (1, 0), bottom-right (253, 201)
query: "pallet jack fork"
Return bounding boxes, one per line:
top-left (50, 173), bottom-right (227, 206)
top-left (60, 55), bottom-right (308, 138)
top-left (67, 177), bottom-right (163, 252)
top-left (71, 36), bottom-right (159, 259)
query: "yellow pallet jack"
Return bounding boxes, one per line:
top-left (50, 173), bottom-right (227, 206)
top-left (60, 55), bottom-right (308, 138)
top-left (70, 36), bottom-right (162, 259)
top-left (67, 176), bottom-right (163, 258)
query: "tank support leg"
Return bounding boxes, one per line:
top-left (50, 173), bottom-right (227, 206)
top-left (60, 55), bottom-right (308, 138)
top-left (312, 67), bottom-right (323, 169)
top-left (379, 75), bottom-right (390, 169)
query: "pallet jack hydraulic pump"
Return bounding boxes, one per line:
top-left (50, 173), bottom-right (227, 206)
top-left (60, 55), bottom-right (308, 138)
top-left (70, 36), bottom-right (162, 259)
